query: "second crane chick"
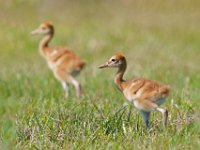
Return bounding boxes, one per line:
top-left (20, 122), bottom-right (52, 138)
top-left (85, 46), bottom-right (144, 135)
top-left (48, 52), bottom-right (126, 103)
top-left (31, 22), bottom-right (86, 98)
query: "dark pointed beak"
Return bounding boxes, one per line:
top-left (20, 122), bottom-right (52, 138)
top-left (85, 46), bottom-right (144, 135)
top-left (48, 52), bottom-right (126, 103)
top-left (99, 62), bottom-right (109, 69)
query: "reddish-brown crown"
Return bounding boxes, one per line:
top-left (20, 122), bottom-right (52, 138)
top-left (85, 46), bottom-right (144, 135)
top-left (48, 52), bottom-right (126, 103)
top-left (111, 53), bottom-right (125, 60)
top-left (39, 21), bottom-right (54, 31)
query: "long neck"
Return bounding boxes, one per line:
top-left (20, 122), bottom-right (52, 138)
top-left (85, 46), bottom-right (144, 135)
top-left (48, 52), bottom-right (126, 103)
top-left (39, 33), bottom-right (53, 57)
top-left (114, 61), bottom-right (127, 91)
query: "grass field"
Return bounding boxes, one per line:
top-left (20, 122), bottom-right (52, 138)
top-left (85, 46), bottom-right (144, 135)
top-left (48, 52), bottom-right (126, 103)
top-left (0, 0), bottom-right (200, 149)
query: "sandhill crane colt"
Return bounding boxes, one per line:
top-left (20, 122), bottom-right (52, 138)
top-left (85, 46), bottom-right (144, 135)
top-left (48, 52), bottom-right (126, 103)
top-left (31, 22), bottom-right (86, 98)
top-left (99, 54), bottom-right (170, 128)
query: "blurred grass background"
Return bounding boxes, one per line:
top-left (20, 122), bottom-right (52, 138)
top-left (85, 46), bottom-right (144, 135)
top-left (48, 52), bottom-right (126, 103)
top-left (0, 0), bottom-right (199, 149)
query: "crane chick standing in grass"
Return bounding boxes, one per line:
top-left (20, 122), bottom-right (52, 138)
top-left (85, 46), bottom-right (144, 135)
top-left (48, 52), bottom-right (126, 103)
top-left (99, 54), bottom-right (170, 128)
top-left (31, 22), bottom-right (86, 98)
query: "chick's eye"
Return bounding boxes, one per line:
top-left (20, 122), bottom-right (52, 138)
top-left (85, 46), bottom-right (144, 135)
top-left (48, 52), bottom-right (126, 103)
top-left (111, 59), bottom-right (116, 62)
top-left (41, 27), bottom-right (46, 30)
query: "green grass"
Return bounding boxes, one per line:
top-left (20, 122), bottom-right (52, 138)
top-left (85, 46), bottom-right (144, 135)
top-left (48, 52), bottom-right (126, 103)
top-left (0, 0), bottom-right (200, 149)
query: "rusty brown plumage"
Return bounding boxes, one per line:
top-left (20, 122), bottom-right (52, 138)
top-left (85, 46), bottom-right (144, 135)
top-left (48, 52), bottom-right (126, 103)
top-left (31, 22), bottom-right (86, 98)
top-left (99, 53), bottom-right (170, 128)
